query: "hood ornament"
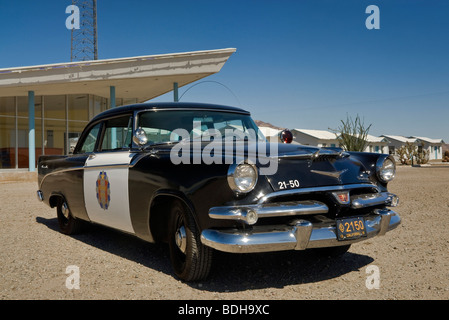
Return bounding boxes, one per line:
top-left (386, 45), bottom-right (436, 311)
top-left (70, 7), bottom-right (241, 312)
top-left (311, 169), bottom-right (348, 182)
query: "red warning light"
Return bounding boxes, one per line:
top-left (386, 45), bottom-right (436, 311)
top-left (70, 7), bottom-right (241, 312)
top-left (279, 129), bottom-right (293, 144)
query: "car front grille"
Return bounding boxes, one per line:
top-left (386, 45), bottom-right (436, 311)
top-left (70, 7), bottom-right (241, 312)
top-left (260, 184), bottom-right (382, 220)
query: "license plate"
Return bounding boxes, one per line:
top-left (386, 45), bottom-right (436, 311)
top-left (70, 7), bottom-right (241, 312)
top-left (336, 217), bottom-right (367, 241)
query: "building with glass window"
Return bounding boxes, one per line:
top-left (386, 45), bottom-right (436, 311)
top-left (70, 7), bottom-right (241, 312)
top-left (0, 48), bottom-right (236, 171)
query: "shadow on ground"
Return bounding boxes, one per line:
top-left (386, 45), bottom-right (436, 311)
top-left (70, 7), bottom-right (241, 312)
top-left (36, 216), bottom-right (373, 292)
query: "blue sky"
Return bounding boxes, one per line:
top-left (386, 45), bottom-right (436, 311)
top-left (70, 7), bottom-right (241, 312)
top-left (1, 0), bottom-right (448, 142)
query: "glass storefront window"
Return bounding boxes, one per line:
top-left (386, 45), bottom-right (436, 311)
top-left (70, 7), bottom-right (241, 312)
top-left (0, 116), bottom-right (15, 169)
top-left (44, 95), bottom-right (66, 120)
top-left (92, 95), bottom-right (103, 116)
top-left (0, 97), bottom-right (15, 116)
top-left (44, 119), bottom-right (66, 157)
top-left (68, 94), bottom-right (89, 121)
top-left (0, 93), bottom-right (138, 169)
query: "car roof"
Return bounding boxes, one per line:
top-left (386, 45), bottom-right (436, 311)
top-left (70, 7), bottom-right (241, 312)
top-left (91, 102), bottom-right (251, 122)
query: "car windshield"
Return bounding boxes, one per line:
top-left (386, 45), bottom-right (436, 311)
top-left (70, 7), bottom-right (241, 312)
top-left (137, 109), bottom-right (266, 146)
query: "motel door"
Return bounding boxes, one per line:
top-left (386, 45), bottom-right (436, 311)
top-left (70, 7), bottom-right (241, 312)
top-left (83, 115), bottom-right (135, 234)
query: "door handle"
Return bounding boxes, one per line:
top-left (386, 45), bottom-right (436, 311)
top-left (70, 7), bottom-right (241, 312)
top-left (88, 154), bottom-right (96, 160)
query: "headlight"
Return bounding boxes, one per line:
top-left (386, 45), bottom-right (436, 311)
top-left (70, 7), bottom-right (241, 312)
top-left (376, 156), bottom-right (396, 183)
top-left (227, 163), bottom-right (258, 194)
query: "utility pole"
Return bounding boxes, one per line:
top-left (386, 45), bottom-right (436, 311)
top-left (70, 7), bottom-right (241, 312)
top-left (71, 0), bottom-right (98, 61)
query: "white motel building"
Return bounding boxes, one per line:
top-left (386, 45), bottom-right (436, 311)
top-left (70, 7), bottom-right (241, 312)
top-left (0, 48), bottom-right (236, 171)
top-left (1, 47), bottom-right (444, 172)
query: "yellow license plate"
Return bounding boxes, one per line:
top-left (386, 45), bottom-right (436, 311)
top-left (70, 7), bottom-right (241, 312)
top-left (336, 217), bottom-right (367, 240)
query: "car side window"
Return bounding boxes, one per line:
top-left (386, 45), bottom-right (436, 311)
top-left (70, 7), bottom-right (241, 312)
top-left (78, 123), bottom-right (102, 154)
top-left (100, 115), bottom-right (133, 151)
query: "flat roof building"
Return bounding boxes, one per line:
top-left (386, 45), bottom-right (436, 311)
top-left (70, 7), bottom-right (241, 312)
top-left (291, 129), bottom-right (339, 147)
top-left (381, 134), bottom-right (445, 160)
top-left (0, 48), bottom-right (236, 171)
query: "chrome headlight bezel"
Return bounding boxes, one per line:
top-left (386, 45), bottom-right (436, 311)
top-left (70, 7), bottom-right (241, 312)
top-left (376, 155), bottom-right (396, 183)
top-left (227, 162), bottom-right (258, 194)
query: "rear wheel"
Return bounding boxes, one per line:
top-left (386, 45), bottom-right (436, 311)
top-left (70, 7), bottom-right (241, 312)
top-left (56, 199), bottom-right (84, 235)
top-left (168, 200), bottom-right (212, 281)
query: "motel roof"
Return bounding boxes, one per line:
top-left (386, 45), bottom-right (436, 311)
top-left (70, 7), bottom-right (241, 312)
top-left (382, 135), bottom-right (444, 144)
top-left (292, 129), bottom-right (339, 140)
top-left (0, 48), bottom-right (236, 101)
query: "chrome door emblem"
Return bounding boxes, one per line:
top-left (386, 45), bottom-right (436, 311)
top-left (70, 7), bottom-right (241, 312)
top-left (96, 171), bottom-right (111, 210)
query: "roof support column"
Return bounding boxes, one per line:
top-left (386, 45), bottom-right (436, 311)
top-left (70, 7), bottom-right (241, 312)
top-left (28, 91), bottom-right (36, 172)
top-left (173, 82), bottom-right (179, 102)
top-left (14, 97), bottom-right (18, 169)
top-left (65, 95), bottom-right (69, 155)
top-left (110, 86), bottom-right (116, 108)
top-left (110, 86), bottom-right (117, 148)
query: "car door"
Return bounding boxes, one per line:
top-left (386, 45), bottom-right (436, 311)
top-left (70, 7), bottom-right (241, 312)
top-left (83, 114), bottom-right (136, 234)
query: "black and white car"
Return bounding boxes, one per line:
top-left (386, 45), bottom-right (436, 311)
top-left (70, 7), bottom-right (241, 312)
top-left (37, 102), bottom-right (401, 281)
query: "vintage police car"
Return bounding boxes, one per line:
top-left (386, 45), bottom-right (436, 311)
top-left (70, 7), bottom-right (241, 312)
top-left (37, 102), bottom-right (400, 281)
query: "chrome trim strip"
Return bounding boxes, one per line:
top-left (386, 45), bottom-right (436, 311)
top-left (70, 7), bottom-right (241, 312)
top-left (256, 201), bottom-right (328, 217)
top-left (83, 163), bottom-right (130, 170)
top-left (39, 163), bottom-right (132, 189)
top-left (135, 107), bottom-right (250, 117)
top-left (274, 150), bottom-right (349, 160)
top-left (201, 210), bottom-right (401, 253)
top-left (272, 153), bottom-right (315, 160)
top-left (258, 183), bottom-right (380, 204)
top-left (209, 200), bottom-right (329, 224)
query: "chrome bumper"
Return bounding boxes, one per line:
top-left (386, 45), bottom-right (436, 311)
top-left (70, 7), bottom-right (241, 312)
top-left (201, 209), bottom-right (401, 253)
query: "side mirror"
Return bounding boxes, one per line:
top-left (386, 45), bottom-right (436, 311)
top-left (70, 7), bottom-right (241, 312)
top-left (133, 128), bottom-right (148, 147)
top-left (279, 129), bottom-right (293, 144)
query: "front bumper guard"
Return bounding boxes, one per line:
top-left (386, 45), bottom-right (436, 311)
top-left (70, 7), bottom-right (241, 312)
top-left (201, 209), bottom-right (401, 253)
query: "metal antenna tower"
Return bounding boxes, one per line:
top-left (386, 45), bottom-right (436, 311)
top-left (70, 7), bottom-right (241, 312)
top-left (71, 0), bottom-right (98, 61)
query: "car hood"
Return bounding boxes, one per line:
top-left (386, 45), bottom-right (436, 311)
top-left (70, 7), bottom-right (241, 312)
top-left (148, 141), bottom-right (372, 191)
top-left (265, 144), bottom-right (372, 191)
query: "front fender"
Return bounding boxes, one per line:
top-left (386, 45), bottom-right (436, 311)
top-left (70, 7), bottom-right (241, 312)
top-left (346, 151), bottom-right (394, 190)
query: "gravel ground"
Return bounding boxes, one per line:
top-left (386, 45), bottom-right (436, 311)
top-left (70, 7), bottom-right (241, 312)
top-left (0, 166), bottom-right (448, 300)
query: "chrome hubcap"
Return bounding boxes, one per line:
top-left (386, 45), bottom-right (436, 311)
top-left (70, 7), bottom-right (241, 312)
top-left (175, 225), bottom-right (187, 254)
top-left (61, 202), bottom-right (70, 219)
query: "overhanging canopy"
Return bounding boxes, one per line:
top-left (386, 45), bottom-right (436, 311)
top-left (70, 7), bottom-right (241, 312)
top-left (0, 48), bottom-right (236, 101)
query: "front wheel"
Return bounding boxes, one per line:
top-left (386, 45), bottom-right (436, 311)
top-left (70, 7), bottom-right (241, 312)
top-left (168, 200), bottom-right (213, 281)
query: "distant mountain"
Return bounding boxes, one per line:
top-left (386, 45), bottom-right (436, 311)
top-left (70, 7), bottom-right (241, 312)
top-left (254, 120), bottom-right (284, 130)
